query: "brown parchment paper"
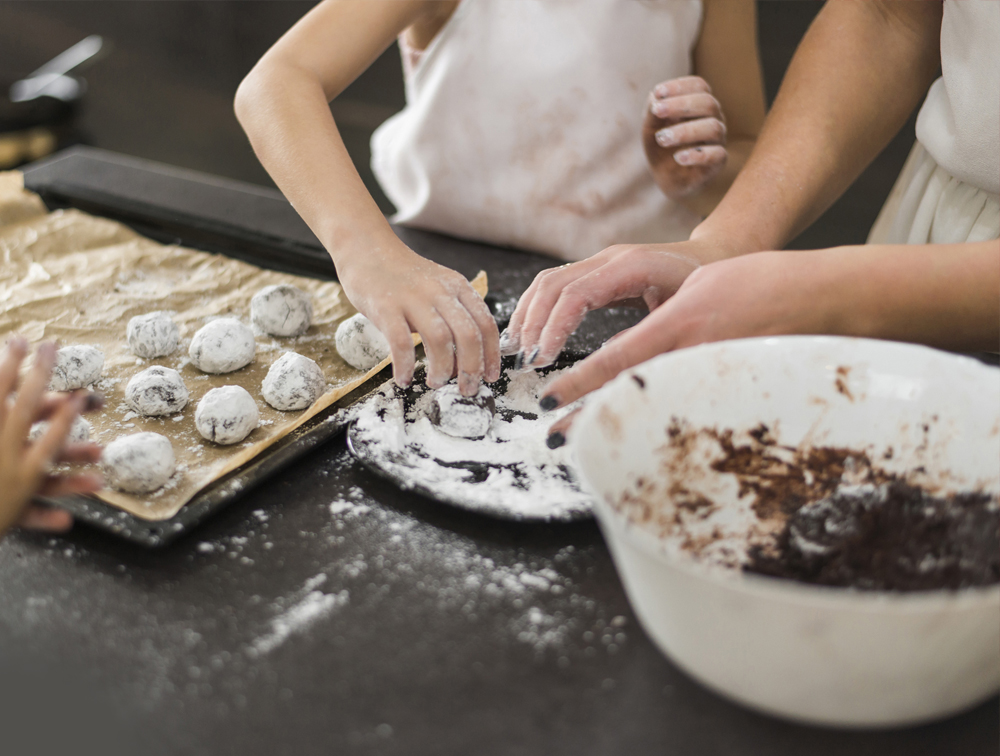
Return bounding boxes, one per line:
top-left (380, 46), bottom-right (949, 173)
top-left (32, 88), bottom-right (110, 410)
top-left (0, 171), bottom-right (487, 520)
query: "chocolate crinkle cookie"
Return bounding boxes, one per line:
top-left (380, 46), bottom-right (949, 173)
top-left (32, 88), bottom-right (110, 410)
top-left (49, 345), bottom-right (104, 391)
top-left (427, 383), bottom-right (496, 440)
top-left (195, 385), bottom-right (259, 445)
top-left (335, 313), bottom-right (390, 371)
top-left (101, 432), bottom-right (176, 494)
top-left (29, 416), bottom-right (91, 445)
top-left (745, 480), bottom-right (1000, 591)
top-left (127, 311), bottom-right (180, 359)
top-left (261, 351), bottom-right (326, 411)
top-left (125, 366), bottom-right (189, 417)
top-left (188, 318), bottom-right (256, 374)
top-left (251, 284), bottom-right (313, 337)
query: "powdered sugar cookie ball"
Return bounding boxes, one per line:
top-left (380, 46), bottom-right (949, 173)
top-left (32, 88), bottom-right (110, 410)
top-left (262, 352), bottom-right (325, 411)
top-left (102, 432), bottom-right (175, 494)
top-left (127, 311), bottom-right (180, 359)
top-left (49, 345), bottom-right (104, 391)
top-left (125, 366), bottom-right (189, 417)
top-left (427, 383), bottom-right (496, 440)
top-left (251, 284), bottom-right (313, 337)
top-left (335, 313), bottom-right (390, 371)
top-left (29, 416), bottom-right (92, 445)
top-left (188, 318), bottom-right (256, 374)
top-left (195, 385), bottom-right (259, 445)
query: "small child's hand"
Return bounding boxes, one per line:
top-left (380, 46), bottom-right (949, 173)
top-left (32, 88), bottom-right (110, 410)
top-left (337, 241), bottom-right (500, 396)
top-left (642, 76), bottom-right (728, 199)
top-left (0, 338), bottom-right (104, 537)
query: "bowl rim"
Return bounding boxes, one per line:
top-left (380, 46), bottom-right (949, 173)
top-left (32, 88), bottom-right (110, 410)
top-left (574, 335), bottom-right (1000, 610)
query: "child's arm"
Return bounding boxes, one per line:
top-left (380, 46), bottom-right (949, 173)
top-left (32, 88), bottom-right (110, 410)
top-left (235, 0), bottom-right (499, 396)
top-left (642, 0), bottom-right (766, 217)
top-left (0, 339), bottom-right (103, 537)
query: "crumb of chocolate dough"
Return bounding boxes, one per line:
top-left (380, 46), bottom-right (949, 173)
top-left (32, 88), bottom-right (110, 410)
top-left (745, 480), bottom-right (1000, 591)
top-left (835, 365), bottom-right (853, 400)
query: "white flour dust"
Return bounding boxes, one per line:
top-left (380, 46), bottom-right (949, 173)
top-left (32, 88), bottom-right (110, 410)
top-left (350, 368), bottom-right (593, 521)
top-left (249, 573), bottom-right (349, 656)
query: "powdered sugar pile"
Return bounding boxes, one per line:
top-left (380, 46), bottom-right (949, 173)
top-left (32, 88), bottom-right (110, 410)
top-left (349, 368), bottom-right (593, 521)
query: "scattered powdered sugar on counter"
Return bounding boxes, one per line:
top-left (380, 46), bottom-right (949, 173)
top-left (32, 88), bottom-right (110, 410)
top-left (249, 573), bottom-right (349, 656)
top-left (349, 368), bottom-right (593, 521)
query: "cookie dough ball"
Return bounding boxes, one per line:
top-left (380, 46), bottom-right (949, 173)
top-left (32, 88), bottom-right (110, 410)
top-left (125, 366), bottom-right (189, 417)
top-left (195, 386), bottom-right (259, 445)
top-left (251, 284), bottom-right (313, 337)
top-left (49, 345), bottom-right (104, 391)
top-left (102, 432), bottom-right (176, 494)
top-left (262, 352), bottom-right (325, 411)
top-left (28, 416), bottom-right (92, 445)
top-left (335, 313), bottom-right (390, 371)
top-left (127, 311), bottom-right (180, 359)
top-left (428, 383), bottom-right (496, 440)
top-left (188, 318), bottom-right (256, 374)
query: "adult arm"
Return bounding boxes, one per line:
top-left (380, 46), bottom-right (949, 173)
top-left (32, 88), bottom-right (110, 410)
top-left (504, 0), bottom-right (944, 367)
top-left (541, 240), bottom-right (1000, 416)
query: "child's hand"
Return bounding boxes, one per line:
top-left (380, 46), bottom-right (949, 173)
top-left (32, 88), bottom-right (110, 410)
top-left (337, 240), bottom-right (500, 396)
top-left (642, 76), bottom-right (728, 199)
top-left (0, 338), bottom-right (104, 536)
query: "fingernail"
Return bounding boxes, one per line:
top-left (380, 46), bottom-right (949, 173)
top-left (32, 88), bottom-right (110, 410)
top-left (546, 432), bottom-right (566, 449)
top-left (655, 128), bottom-right (677, 147)
top-left (526, 347), bottom-right (540, 367)
top-left (7, 335), bottom-right (28, 353)
top-left (83, 392), bottom-right (105, 412)
top-left (652, 101), bottom-right (669, 118)
top-left (513, 351), bottom-right (525, 371)
top-left (38, 341), bottom-right (57, 360)
top-left (498, 328), bottom-right (519, 355)
top-left (539, 394), bottom-right (559, 411)
top-left (674, 148), bottom-right (700, 166)
top-left (654, 83), bottom-right (669, 98)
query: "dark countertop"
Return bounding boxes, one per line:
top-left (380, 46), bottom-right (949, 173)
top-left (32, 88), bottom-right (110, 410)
top-left (0, 148), bottom-right (995, 756)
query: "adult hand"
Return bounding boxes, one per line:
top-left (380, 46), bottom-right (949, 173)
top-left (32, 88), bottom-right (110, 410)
top-left (538, 250), bottom-right (835, 414)
top-left (500, 239), bottom-right (724, 369)
top-left (0, 338), bottom-right (104, 536)
top-left (337, 238), bottom-right (500, 396)
top-left (642, 76), bottom-right (728, 199)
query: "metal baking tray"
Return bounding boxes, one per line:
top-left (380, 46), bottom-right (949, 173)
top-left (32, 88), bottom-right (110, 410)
top-left (22, 147), bottom-right (389, 546)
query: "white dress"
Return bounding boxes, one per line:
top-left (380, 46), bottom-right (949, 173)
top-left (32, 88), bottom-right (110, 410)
top-left (868, 0), bottom-right (999, 245)
top-left (371, 0), bottom-right (704, 261)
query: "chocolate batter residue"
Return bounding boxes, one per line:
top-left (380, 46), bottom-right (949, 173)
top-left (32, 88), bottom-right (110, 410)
top-left (745, 480), bottom-right (1000, 591)
top-left (613, 417), bottom-right (999, 589)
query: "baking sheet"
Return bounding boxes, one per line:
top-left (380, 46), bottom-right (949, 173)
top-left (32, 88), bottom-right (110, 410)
top-left (0, 170), bottom-right (487, 521)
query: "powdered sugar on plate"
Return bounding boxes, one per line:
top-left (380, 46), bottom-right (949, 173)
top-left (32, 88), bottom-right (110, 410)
top-left (348, 366), bottom-right (594, 522)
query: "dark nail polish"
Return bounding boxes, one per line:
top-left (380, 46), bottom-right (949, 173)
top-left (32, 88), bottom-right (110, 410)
top-left (546, 431), bottom-right (566, 449)
top-left (539, 394), bottom-right (559, 411)
top-left (513, 351), bottom-right (525, 371)
top-left (526, 347), bottom-right (540, 366)
top-left (83, 392), bottom-right (105, 412)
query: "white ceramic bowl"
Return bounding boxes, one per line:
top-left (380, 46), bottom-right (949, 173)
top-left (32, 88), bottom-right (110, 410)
top-left (572, 336), bottom-right (1000, 727)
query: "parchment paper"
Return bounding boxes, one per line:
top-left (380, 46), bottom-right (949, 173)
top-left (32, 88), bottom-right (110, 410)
top-left (0, 171), bottom-right (487, 520)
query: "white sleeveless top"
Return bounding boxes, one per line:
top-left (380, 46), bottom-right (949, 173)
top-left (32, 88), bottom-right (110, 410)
top-left (915, 0), bottom-right (999, 195)
top-left (370, 0), bottom-right (703, 261)
top-left (868, 0), bottom-right (999, 246)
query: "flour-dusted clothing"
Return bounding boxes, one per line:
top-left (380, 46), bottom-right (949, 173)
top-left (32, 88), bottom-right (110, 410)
top-left (371, 0), bottom-right (704, 261)
top-left (868, 0), bottom-right (999, 245)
